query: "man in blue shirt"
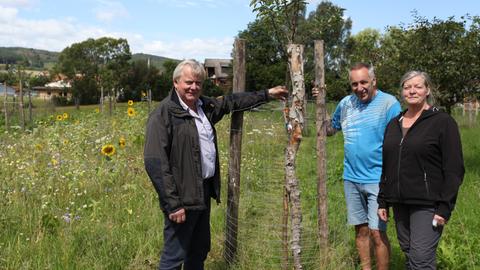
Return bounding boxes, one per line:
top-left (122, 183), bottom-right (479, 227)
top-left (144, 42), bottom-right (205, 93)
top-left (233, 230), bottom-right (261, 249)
top-left (328, 63), bottom-right (401, 270)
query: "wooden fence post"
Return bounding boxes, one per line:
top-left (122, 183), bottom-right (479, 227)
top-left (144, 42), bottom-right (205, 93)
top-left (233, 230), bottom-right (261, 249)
top-left (100, 85), bottom-right (104, 113)
top-left (224, 38), bottom-right (246, 265)
top-left (19, 72), bottom-right (25, 131)
top-left (28, 86), bottom-right (33, 124)
top-left (3, 81), bottom-right (8, 130)
top-left (314, 40), bottom-right (328, 253)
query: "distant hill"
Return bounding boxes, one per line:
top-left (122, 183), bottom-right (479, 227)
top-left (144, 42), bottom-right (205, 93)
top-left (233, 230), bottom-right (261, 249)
top-left (0, 47), bottom-right (178, 71)
top-left (132, 53), bottom-right (179, 71)
top-left (0, 47), bottom-right (59, 70)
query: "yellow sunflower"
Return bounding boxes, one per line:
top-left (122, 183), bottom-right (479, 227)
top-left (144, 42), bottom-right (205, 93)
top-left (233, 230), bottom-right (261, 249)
top-left (101, 144), bottom-right (116, 157)
top-left (35, 143), bottom-right (43, 151)
top-left (119, 137), bottom-right (126, 148)
top-left (56, 115), bottom-right (63, 121)
top-left (51, 158), bottom-right (59, 166)
top-left (63, 112), bottom-right (69, 119)
top-left (128, 100), bottom-right (134, 106)
top-left (127, 107), bottom-right (136, 117)
top-left (94, 108), bottom-right (100, 113)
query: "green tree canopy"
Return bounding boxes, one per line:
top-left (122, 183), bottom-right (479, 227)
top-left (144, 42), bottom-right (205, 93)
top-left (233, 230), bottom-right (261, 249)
top-left (379, 14), bottom-right (480, 112)
top-left (55, 37), bottom-right (131, 105)
top-left (241, 1), bottom-right (352, 100)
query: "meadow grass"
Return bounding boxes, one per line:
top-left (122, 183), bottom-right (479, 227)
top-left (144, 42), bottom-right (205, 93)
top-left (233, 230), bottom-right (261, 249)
top-left (0, 101), bottom-right (478, 269)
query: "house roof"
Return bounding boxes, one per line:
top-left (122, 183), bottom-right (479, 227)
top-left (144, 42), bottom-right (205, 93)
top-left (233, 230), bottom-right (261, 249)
top-left (45, 80), bottom-right (71, 88)
top-left (204, 58), bottom-right (231, 67)
top-left (204, 58), bottom-right (231, 79)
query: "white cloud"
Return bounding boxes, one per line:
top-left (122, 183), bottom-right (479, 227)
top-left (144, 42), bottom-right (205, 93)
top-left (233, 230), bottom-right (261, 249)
top-left (93, 0), bottom-right (129, 23)
top-left (0, 0), bottom-right (32, 8)
top-left (0, 4), bottom-right (113, 51)
top-left (153, 0), bottom-right (225, 8)
top-left (136, 37), bottom-right (234, 61)
top-left (0, 2), bottom-right (233, 60)
top-left (0, 5), bottom-right (18, 21)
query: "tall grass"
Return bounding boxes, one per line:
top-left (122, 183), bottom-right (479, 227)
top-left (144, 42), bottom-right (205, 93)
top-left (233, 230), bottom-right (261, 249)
top-left (0, 101), bottom-right (478, 269)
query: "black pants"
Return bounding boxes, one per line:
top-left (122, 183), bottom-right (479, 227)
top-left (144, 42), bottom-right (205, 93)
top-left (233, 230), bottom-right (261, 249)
top-left (393, 204), bottom-right (443, 270)
top-left (159, 180), bottom-right (212, 270)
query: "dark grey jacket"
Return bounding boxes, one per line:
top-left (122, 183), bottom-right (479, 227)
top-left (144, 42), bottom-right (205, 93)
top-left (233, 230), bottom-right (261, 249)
top-left (144, 89), bottom-right (270, 214)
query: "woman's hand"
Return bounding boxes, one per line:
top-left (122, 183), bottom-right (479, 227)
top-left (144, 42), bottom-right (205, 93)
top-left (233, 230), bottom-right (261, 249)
top-left (378, 208), bottom-right (389, 222)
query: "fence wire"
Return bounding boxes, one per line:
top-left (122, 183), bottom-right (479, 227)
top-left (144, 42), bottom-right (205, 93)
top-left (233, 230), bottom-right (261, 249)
top-left (216, 102), bottom-right (353, 269)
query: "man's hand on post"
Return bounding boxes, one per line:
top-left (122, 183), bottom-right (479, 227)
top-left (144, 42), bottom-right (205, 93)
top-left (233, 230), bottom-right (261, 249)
top-left (169, 208), bottom-right (186, 223)
top-left (311, 84), bottom-right (327, 98)
top-left (268, 86), bottom-right (288, 101)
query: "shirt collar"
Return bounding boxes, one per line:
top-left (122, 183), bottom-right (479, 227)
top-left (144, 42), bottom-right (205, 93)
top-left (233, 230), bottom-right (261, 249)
top-left (175, 90), bottom-right (202, 112)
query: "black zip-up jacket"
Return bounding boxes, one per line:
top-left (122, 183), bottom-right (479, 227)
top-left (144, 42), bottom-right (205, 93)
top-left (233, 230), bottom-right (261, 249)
top-left (378, 107), bottom-right (464, 220)
top-left (144, 89), bottom-right (270, 214)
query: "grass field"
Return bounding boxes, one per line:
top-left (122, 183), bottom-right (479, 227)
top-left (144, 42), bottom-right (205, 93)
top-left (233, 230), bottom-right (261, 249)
top-left (0, 100), bottom-right (478, 269)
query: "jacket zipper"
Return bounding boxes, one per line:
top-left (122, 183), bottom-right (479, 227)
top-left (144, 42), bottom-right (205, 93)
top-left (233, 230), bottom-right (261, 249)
top-left (395, 110), bottom-right (434, 202)
top-left (397, 136), bottom-right (403, 200)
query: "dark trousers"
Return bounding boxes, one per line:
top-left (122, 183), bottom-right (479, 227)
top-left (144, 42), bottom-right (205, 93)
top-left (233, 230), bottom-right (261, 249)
top-left (159, 180), bottom-right (212, 270)
top-left (393, 204), bottom-right (443, 270)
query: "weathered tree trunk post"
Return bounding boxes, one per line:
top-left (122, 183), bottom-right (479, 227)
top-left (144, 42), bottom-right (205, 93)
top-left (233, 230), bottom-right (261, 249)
top-left (12, 96), bottom-right (16, 112)
top-left (19, 72), bottom-right (25, 131)
top-left (314, 40), bottom-right (329, 253)
top-left (3, 81), bottom-right (8, 130)
top-left (224, 38), bottom-right (246, 265)
top-left (285, 43), bottom-right (305, 270)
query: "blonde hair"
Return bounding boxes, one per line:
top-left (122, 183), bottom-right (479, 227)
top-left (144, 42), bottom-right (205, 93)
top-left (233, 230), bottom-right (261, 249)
top-left (400, 70), bottom-right (435, 105)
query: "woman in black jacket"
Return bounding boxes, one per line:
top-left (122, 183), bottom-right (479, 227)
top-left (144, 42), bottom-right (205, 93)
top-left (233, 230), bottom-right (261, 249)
top-left (377, 71), bottom-right (464, 270)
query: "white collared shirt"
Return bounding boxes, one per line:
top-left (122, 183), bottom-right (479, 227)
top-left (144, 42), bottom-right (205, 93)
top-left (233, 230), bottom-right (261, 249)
top-left (176, 91), bottom-right (216, 179)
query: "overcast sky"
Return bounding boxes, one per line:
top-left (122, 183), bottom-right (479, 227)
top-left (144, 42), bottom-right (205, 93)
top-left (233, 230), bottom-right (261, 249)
top-left (0, 0), bottom-right (478, 61)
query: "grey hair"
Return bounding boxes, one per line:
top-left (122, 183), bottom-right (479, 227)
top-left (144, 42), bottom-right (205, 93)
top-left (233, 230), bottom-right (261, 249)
top-left (400, 70), bottom-right (435, 105)
top-left (172, 59), bottom-right (206, 82)
top-left (349, 62), bottom-right (376, 80)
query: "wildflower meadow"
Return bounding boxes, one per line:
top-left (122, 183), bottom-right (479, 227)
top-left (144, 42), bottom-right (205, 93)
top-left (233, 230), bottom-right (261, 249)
top-left (0, 101), bottom-right (479, 269)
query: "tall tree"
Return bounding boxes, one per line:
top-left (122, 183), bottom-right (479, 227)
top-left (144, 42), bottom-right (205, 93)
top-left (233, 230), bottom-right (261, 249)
top-left (237, 18), bottom-right (288, 91)
top-left (55, 37), bottom-right (131, 106)
top-left (302, 2), bottom-right (352, 72)
top-left (120, 59), bottom-right (161, 102)
top-left (301, 1), bottom-right (352, 100)
top-left (346, 28), bottom-right (382, 65)
top-left (240, 1), bottom-right (352, 100)
top-left (382, 14), bottom-right (480, 113)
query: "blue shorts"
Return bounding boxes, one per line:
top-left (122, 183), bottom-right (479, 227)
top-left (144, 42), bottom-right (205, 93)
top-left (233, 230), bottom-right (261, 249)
top-left (344, 180), bottom-right (386, 231)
